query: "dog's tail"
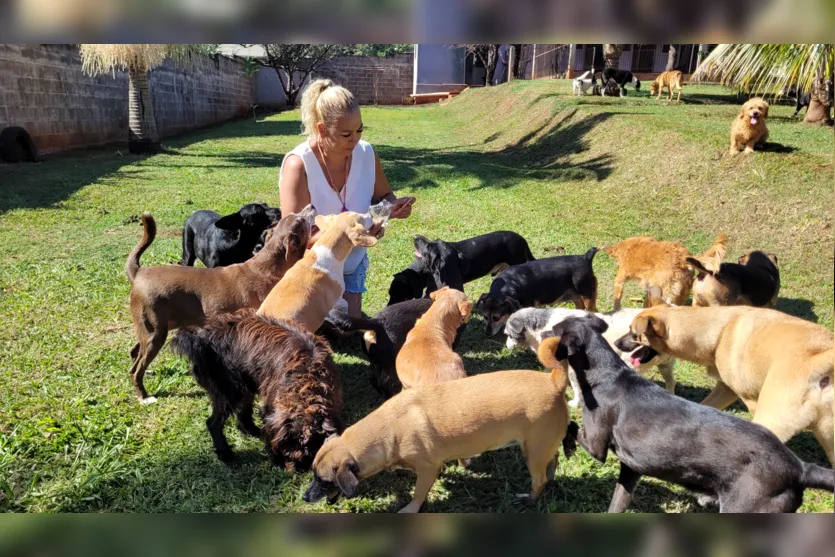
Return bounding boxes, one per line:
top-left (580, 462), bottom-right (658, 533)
top-left (800, 461), bottom-right (835, 492)
top-left (126, 212), bottom-right (156, 284)
top-left (686, 256), bottom-right (718, 276)
top-left (524, 242), bottom-right (536, 262)
top-left (537, 336), bottom-right (569, 393)
top-left (323, 309), bottom-right (385, 348)
top-left (583, 246), bottom-right (599, 262)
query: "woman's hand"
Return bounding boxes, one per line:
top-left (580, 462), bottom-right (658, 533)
top-left (369, 222), bottom-right (385, 239)
top-left (391, 196), bottom-right (415, 219)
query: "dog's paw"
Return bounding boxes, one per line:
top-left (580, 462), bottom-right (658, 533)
top-left (139, 396), bottom-right (158, 405)
top-left (216, 449), bottom-right (236, 464)
top-left (397, 502), bottom-right (422, 513)
top-left (696, 494), bottom-right (718, 508)
top-left (516, 494), bottom-right (536, 506)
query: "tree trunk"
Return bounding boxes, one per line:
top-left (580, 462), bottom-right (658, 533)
top-left (604, 44), bottom-right (621, 69)
top-left (485, 45), bottom-right (498, 86)
top-left (665, 45), bottom-right (678, 71)
top-left (806, 75), bottom-right (833, 123)
top-left (511, 44), bottom-right (522, 78)
top-left (127, 68), bottom-right (160, 155)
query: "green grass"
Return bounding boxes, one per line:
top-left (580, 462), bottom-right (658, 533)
top-left (0, 81), bottom-right (832, 513)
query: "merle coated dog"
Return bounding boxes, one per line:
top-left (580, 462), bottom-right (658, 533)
top-left (476, 248), bottom-right (598, 335)
top-left (324, 298), bottom-right (466, 398)
top-left (545, 314), bottom-right (835, 513)
top-left (601, 68), bottom-right (640, 96)
top-left (181, 202), bottom-right (281, 268)
top-left (387, 231), bottom-right (535, 305)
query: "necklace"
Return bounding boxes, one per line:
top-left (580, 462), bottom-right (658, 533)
top-left (317, 141), bottom-right (350, 212)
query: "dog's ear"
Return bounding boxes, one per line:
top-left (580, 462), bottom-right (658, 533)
top-left (633, 314), bottom-right (667, 339)
top-left (476, 293), bottom-right (489, 310)
top-left (215, 213), bottom-right (244, 231)
top-left (347, 224), bottom-right (378, 248)
top-left (506, 297), bottom-right (521, 313)
top-left (761, 100), bottom-right (770, 117)
top-left (766, 253), bottom-right (778, 266)
top-left (459, 300), bottom-right (473, 323)
top-left (554, 332), bottom-right (582, 360)
top-left (283, 229), bottom-right (304, 260)
top-left (335, 459), bottom-right (360, 498)
top-left (429, 286), bottom-right (449, 301)
top-left (314, 214), bottom-right (334, 232)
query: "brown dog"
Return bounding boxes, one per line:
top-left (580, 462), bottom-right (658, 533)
top-left (603, 233), bottom-right (728, 310)
top-left (616, 304), bottom-right (834, 464)
top-left (649, 70), bottom-right (683, 101)
top-left (689, 250), bottom-right (780, 308)
top-left (126, 206), bottom-right (314, 404)
top-left (395, 287), bottom-right (472, 389)
top-left (303, 338), bottom-right (578, 512)
top-left (257, 211), bottom-right (378, 332)
top-left (730, 97), bottom-right (769, 155)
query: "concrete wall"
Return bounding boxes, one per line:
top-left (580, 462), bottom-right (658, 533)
top-left (0, 44), bottom-right (254, 154)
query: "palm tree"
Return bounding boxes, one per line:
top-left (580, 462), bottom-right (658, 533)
top-left (604, 44), bottom-right (622, 69)
top-left (693, 44), bottom-right (834, 123)
top-left (79, 45), bottom-right (206, 154)
top-left (665, 45), bottom-right (678, 72)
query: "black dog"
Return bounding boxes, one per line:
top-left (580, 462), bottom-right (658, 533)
top-left (789, 77), bottom-right (834, 117)
top-left (546, 314), bottom-right (834, 513)
top-left (600, 68), bottom-right (640, 96)
top-left (181, 203), bottom-right (281, 268)
top-left (688, 250), bottom-right (780, 307)
top-left (476, 248), bottom-right (598, 335)
top-left (324, 299), bottom-right (466, 398)
top-left (387, 231), bottom-right (535, 305)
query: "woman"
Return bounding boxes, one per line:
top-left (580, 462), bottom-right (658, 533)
top-left (279, 79), bottom-right (415, 317)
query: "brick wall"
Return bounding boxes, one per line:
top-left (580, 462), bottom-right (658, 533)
top-left (0, 44), bottom-right (254, 154)
top-left (310, 53), bottom-right (414, 105)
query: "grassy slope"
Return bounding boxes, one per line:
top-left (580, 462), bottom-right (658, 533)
top-left (0, 81), bottom-right (832, 513)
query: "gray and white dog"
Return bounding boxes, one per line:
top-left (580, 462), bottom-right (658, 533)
top-left (572, 70), bottom-right (597, 96)
top-left (504, 307), bottom-right (676, 407)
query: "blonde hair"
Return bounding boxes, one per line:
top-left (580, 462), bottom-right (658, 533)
top-left (300, 79), bottom-right (359, 139)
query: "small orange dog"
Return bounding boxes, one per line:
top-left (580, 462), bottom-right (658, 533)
top-left (730, 98), bottom-right (769, 155)
top-left (649, 70), bottom-right (683, 102)
top-left (396, 287), bottom-right (472, 389)
top-left (604, 233), bottom-right (728, 309)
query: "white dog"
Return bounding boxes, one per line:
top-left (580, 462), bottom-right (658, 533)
top-left (572, 70), bottom-right (596, 96)
top-left (504, 307), bottom-right (677, 407)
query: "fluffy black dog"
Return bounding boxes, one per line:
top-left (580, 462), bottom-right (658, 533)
top-left (546, 314), bottom-right (834, 513)
top-left (181, 202), bottom-right (281, 268)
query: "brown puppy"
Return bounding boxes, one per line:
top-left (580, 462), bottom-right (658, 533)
top-left (603, 233), bottom-right (728, 310)
top-left (689, 250), bottom-right (780, 308)
top-left (126, 206), bottom-right (314, 404)
top-left (616, 305), bottom-right (834, 463)
top-left (395, 287), bottom-right (472, 389)
top-left (730, 97), bottom-right (769, 155)
top-left (649, 70), bottom-right (683, 101)
top-left (257, 211), bottom-right (378, 332)
top-left (303, 338), bottom-right (578, 513)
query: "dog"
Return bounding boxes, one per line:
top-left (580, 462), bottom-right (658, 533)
top-left (477, 248), bottom-right (598, 336)
top-left (548, 314), bottom-right (835, 512)
top-left (303, 339), bottom-right (578, 512)
top-left (413, 231), bottom-right (536, 293)
top-left (615, 304), bottom-right (834, 463)
top-left (600, 68), bottom-right (640, 96)
top-left (649, 70), bottom-right (683, 102)
top-left (504, 304), bottom-right (677, 407)
top-left (388, 231), bottom-right (536, 305)
top-left (126, 206), bottom-right (314, 404)
top-left (396, 287), bottom-right (472, 390)
top-left (323, 299), bottom-right (434, 398)
top-left (603, 233), bottom-right (728, 310)
top-left (601, 78), bottom-right (622, 97)
top-left (730, 97), bottom-right (769, 154)
top-left (180, 202), bottom-right (281, 268)
top-left (572, 70), bottom-right (597, 96)
top-left (170, 309), bottom-right (343, 470)
top-left (257, 211), bottom-right (378, 332)
top-left (688, 250), bottom-right (780, 308)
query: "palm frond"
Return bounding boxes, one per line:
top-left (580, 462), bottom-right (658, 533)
top-left (79, 44), bottom-right (210, 76)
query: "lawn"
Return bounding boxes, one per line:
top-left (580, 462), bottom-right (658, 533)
top-left (0, 80), bottom-right (832, 513)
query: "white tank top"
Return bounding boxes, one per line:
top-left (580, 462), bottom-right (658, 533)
top-left (279, 139), bottom-right (376, 274)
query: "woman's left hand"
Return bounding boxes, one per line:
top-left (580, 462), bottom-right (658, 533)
top-left (391, 196), bottom-right (415, 219)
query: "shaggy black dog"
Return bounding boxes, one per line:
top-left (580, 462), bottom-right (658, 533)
top-left (170, 309), bottom-right (344, 471)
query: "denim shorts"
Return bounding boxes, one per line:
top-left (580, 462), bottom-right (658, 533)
top-left (344, 252), bottom-right (370, 294)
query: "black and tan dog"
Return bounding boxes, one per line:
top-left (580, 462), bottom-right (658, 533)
top-left (477, 248), bottom-right (598, 335)
top-left (303, 340), bottom-right (578, 512)
top-left (548, 314), bottom-right (834, 513)
top-left (688, 250), bottom-right (780, 307)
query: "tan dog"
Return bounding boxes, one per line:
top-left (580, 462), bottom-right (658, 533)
top-left (616, 305), bottom-right (834, 464)
top-left (603, 233), bottom-right (728, 310)
top-left (730, 98), bottom-right (769, 155)
top-left (396, 287), bottom-right (472, 389)
top-left (257, 211), bottom-right (377, 332)
top-left (303, 338), bottom-right (577, 513)
top-left (649, 70), bottom-right (683, 101)
top-left (126, 206), bottom-right (314, 403)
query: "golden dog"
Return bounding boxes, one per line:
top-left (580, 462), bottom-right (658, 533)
top-left (616, 304), bottom-right (834, 464)
top-left (649, 70), bottom-right (683, 101)
top-left (730, 98), bottom-right (769, 155)
top-left (303, 338), bottom-right (577, 512)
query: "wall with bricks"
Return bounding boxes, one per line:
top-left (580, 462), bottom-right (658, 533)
top-left (312, 53), bottom-right (414, 105)
top-left (0, 44), bottom-right (254, 154)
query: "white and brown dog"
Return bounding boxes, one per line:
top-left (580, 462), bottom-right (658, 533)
top-left (257, 211), bottom-right (378, 332)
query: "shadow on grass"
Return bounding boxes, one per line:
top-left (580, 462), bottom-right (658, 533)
top-left (775, 297), bottom-right (819, 323)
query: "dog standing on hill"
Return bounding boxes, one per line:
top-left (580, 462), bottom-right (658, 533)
top-left (573, 70), bottom-right (597, 96)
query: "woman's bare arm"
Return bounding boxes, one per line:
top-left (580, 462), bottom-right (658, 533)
top-left (371, 151), bottom-right (414, 219)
